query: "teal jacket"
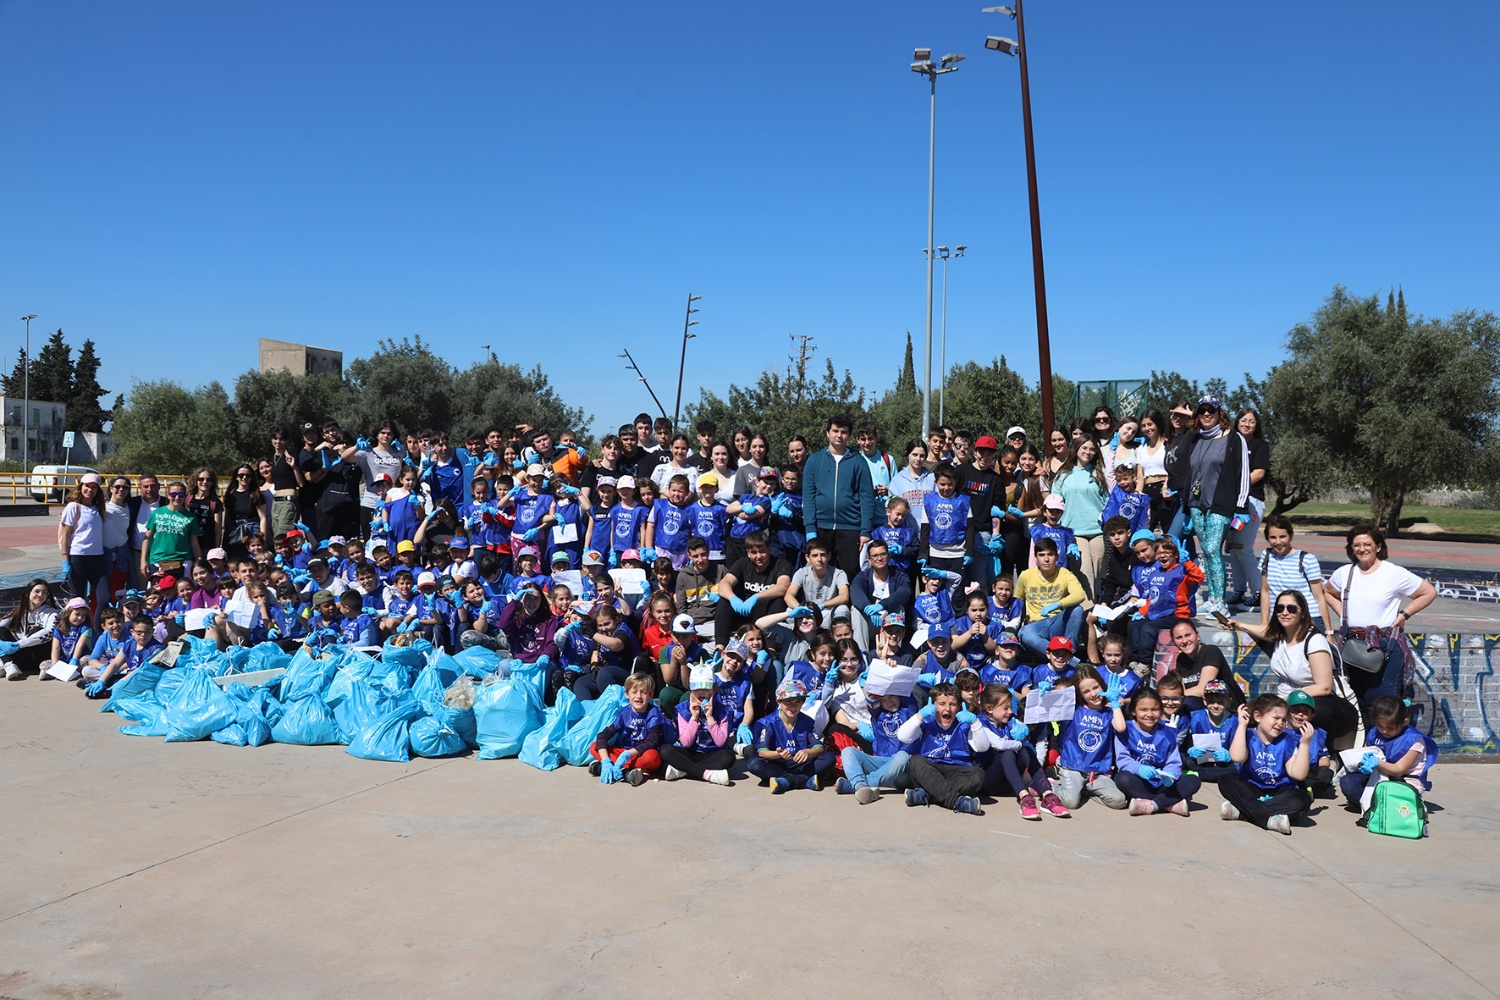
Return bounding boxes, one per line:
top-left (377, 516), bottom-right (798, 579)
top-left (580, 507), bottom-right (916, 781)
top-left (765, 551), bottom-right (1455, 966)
top-left (802, 447), bottom-right (877, 535)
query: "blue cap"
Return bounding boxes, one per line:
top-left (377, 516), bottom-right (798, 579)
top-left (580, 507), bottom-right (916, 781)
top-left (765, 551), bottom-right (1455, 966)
top-left (1130, 529), bottom-right (1157, 547)
top-left (996, 631), bottom-right (1021, 647)
top-left (928, 623), bottom-right (952, 641)
top-left (448, 536), bottom-right (471, 549)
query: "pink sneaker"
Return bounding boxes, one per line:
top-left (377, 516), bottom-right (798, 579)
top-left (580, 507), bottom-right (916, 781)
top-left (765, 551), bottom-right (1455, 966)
top-left (1169, 799), bottom-right (1190, 817)
top-left (1018, 794), bottom-right (1042, 820)
top-left (1040, 792), bottom-right (1071, 817)
top-left (1129, 798), bottom-right (1159, 816)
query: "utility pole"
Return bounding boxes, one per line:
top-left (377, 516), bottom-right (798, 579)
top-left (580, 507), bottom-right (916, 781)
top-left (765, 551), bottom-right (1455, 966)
top-left (672, 293), bottom-right (701, 431)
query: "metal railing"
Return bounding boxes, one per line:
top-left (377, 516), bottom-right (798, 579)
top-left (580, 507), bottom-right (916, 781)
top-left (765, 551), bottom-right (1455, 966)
top-left (0, 472), bottom-right (204, 506)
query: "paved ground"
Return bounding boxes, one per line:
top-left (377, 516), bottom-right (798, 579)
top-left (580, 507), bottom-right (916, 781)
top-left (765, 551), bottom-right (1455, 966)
top-left (1, 680), bottom-right (1497, 999)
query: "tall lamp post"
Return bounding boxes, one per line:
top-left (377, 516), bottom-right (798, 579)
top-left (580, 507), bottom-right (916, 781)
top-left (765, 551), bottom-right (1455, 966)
top-left (985, 2), bottom-right (1054, 434)
top-left (911, 48), bottom-right (964, 441)
top-left (672, 293), bottom-right (701, 431)
top-left (619, 348), bottom-right (668, 420)
top-left (934, 245), bottom-right (966, 423)
top-left (19, 314), bottom-right (34, 469)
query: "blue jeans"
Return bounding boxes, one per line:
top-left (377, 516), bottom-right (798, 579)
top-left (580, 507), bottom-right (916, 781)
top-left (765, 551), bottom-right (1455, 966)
top-left (1019, 605), bottom-right (1084, 657)
top-left (840, 747), bottom-right (912, 790)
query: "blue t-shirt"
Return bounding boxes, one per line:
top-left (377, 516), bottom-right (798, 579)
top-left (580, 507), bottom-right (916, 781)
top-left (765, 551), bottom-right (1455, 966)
top-left (688, 501), bottom-right (730, 556)
top-left (1239, 728), bottom-right (1300, 789)
top-left (649, 498), bottom-right (694, 554)
top-left (117, 636), bottom-right (162, 676)
top-left (922, 493), bottom-right (971, 550)
top-left (869, 698), bottom-right (919, 757)
top-left (980, 660), bottom-right (1031, 692)
top-left (607, 502), bottom-right (649, 552)
top-left (90, 631), bottom-right (127, 663)
top-left (754, 711), bottom-right (821, 754)
top-left (1188, 708), bottom-right (1238, 747)
top-left (54, 623), bottom-right (94, 663)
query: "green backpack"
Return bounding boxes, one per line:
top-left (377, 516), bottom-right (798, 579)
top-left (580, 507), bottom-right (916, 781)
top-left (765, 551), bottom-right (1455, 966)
top-left (1363, 781), bottom-right (1428, 839)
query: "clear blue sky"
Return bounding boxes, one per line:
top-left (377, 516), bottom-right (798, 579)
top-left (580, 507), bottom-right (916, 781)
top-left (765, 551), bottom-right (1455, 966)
top-left (3, 1), bottom-right (1496, 434)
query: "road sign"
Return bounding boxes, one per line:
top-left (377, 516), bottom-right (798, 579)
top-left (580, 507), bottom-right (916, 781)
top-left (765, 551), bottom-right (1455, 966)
top-left (61, 431), bottom-right (75, 449)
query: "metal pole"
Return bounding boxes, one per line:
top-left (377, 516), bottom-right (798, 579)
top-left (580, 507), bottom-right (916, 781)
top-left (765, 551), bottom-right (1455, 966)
top-left (939, 254), bottom-right (949, 424)
top-left (1015, 0), bottom-right (1054, 434)
top-left (923, 73), bottom-right (937, 442)
top-left (21, 315), bottom-right (31, 470)
top-left (673, 293), bottom-right (700, 431)
top-left (620, 348), bottom-right (669, 420)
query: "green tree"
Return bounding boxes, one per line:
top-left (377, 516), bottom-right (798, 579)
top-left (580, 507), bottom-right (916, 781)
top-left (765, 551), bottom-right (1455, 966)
top-left (1264, 286), bottom-right (1500, 531)
top-left (111, 380), bottom-right (242, 473)
top-left (67, 339), bottom-right (110, 433)
top-left (231, 369), bottom-right (348, 457)
top-left (449, 359), bottom-right (593, 446)
top-left (337, 336), bottom-right (455, 437)
top-left (867, 333), bottom-right (922, 447)
top-left (31, 329), bottom-right (72, 405)
top-left (938, 356), bottom-right (1036, 439)
top-left (2, 349), bottom-right (27, 397)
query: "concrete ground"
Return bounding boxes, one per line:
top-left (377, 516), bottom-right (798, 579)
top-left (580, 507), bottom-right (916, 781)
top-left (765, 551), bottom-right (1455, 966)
top-left (1, 680), bottom-right (1498, 1000)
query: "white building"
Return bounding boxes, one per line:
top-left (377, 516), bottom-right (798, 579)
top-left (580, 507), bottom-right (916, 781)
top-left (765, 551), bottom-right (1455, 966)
top-left (0, 394), bottom-right (67, 464)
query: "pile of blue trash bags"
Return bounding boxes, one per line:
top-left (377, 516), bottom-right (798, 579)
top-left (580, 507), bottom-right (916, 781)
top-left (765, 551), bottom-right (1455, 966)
top-left (100, 636), bottom-right (626, 770)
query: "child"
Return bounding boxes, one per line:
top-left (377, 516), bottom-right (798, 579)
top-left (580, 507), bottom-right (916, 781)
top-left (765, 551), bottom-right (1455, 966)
top-left (988, 575), bottom-right (1023, 632)
top-left (915, 623), bottom-right (960, 688)
top-left (83, 616), bottom-right (163, 698)
top-left (768, 465), bottom-right (805, 567)
top-left (1339, 696), bottom-right (1435, 815)
top-left (724, 467), bottom-right (777, 567)
top-left (1111, 686), bottom-right (1201, 816)
top-left (981, 633), bottom-right (1031, 695)
top-left (1155, 671), bottom-right (1191, 749)
top-left (547, 481), bottom-right (586, 570)
top-left (1029, 493), bottom-right (1077, 570)
top-left (913, 565), bottom-right (958, 635)
top-left (82, 608), bottom-right (128, 682)
top-left (1091, 518), bottom-right (1141, 641)
top-left (951, 592), bottom-right (996, 670)
top-left (1096, 634), bottom-right (1142, 701)
top-left (589, 672), bottom-right (669, 786)
top-left (638, 592), bottom-right (677, 672)
top-left (510, 548), bottom-right (551, 595)
top-left (1015, 537), bottom-right (1086, 658)
top-left (1186, 679), bottom-right (1239, 782)
top-left (974, 682), bottom-right (1071, 819)
top-left (687, 475), bottom-right (730, 572)
top-left (454, 579), bottom-right (502, 651)
top-left (1127, 536), bottom-right (1205, 668)
top-left (837, 662), bottom-right (918, 804)
top-left (606, 476), bottom-right (648, 566)
top-left (1220, 693), bottom-right (1314, 834)
top-left (572, 603), bottom-right (636, 701)
top-left (266, 582), bottom-right (310, 645)
top-left (336, 590), bottom-right (379, 648)
top-left (43, 597), bottom-right (95, 683)
top-left (380, 570), bottom-right (420, 637)
top-left (660, 663), bottom-right (734, 785)
top-left (658, 612), bottom-right (709, 713)
top-left (749, 676), bottom-right (831, 793)
top-left (1030, 636), bottom-right (1079, 694)
top-left (718, 638), bottom-right (760, 757)
top-left (870, 497), bottom-right (918, 579)
top-left (1100, 459), bottom-right (1150, 535)
top-left (303, 590), bottom-right (344, 653)
top-left (583, 477), bottom-right (618, 565)
top-left (788, 539), bottom-right (850, 628)
top-left (1284, 690), bottom-right (1335, 798)
top-left (919, 465), bottom-right (973, 593)
top-left (896, 682), bottom-right (986, 815)
top-left (508, 463), bottom-right (557, 552)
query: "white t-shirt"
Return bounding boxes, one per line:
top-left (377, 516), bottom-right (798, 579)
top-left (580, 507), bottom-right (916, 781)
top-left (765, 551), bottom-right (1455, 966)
top-left (1270, 633), bottom-right (1332, 697)
top-left (1327, 562), bottom-right (1423, 629)
top-left (60, 503), bottom-right (104, 556)
top-left (132, 499), bottom-right (161, 550)
top-left (791, 565), bottom-right (848, 608)
top-left (103, 500), bottom-right (131, 550)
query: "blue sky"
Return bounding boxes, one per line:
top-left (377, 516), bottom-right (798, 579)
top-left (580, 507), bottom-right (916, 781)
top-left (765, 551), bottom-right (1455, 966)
top-left (3, 1), bottom-right (1496, 434)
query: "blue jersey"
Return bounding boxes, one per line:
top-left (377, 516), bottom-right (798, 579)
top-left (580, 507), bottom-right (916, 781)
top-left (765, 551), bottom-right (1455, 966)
top-left (459, 500), bottom-right (498, 549)
top-left (769, 491), bottom-right (804, 559)
top-left (594, 623), bottom-right (636, 668)
top-left (608, 704), bottom-right (669, 750)
top-left (988, 596), bottom-right (1024, 625)
top-left (555, 622), bottom-right (596, 669)
top-left (1116, 721), bottom-right (1181, 775)
top-left (1099, 665), bottom-right (1142, 699)
top-left (1102, 486), bottom-right (1151, 534)
top-left (912, 715), bottom-right (974, 765)
top-left (547, 500), bottom-right (585, 564)
top-left (870, 522), bottom-right (919, 576)
top-left (1057, 704), bottom-right (1115, 773)
top-left (90, 631), bottom-right (127, 663)
top-left (918, 650), bottom-right (958, 686)
top-left (117, 637), bottom-right (162, 676)
top-left (585, 503), bottom-right (613, 554)
top-left (337, 612), bottom-right (378, 647)
top-left (869, 698), bottom-right (919, 757)
top-left (649, 498), bottom-right (694, 555)
top-left (383, 494), bottom-right (425, 546)
top-left (1029, 522), bottom-right (1076, 566)
top-left (54, 623), bottom-right (94, 663)
top-left (675, 699), bottom-right (725, 753)
top-left (1290, 724), bottom-right (1327, 764)
top-left (922, 493), bottom-right (971, 550)
top-left (1239, 728), bottom-right (1301, 789)
top-left (713, 672), bottom-right (754, 730)
top-left (688, 501), bottom-right (729, 556)
top-left (1188, 708), bottom-right (1238, 747)
top-left (512, 492), bottom-right (555, 539)
top-left (422, 458), bottom-right (466, 509)
top-left (608, 502), bottom-right (649, 552)
top-left (1029, 660), bottom-right (1076, 689)
top-left (785, 660), bottom-right (823, 698)
top-left (980, 661), bottom-right (1031, 692)
top-left (728, 493), bottom-right (768, 541)
top-left (1366, 723), bottom-right (1434, 789)
top-left (913, 591), bottom-right (953, 628)
top-left (754, 711), bottom-right (821, 754)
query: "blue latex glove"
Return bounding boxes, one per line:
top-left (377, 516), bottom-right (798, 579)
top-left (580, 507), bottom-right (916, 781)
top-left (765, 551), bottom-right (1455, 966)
top-left (985, 535), bottom-right (1005, 553)
top-left (267, 627), bottom-right (281, 640)
top-left (708, 592), bottom-right (720, 603)
top-left (641, 546), bottom-right (657, 562)
top-left (857, 721), bottom-right (874, 742)
top-left (887, 542), bottom-right (902, 555)
top-left (507, 485), bottom-right (527, 498)
top-left (918, 672), bottom-right (938, 686)
top-left (356, 435), bottom-right (371, 450)
top-left (294, 520), bottom-right (312, 534)
top-left (1359, 751), bottom-right (1380, 774)
top-left (61, 560), bottom-right (72, 581)
top-left (559, 484), bottom-right (581, 497)
top-left (920, 703), bottom-right (937, 719)
top-left (824, 665), bottom-right (841, 686)
top-left (1035, 680), bottom-right (1053, 695)
top-left (990, 505), bottom-right (1004, 519)
top-left (1008, 505), bottom-right (1025, 519)
top-left (739, 504), bottom-right (760, 518)
top-left (1181, 519), bottom-right (1194, 537)
top-left (1040, 602), bottom-right (1060, 616)
top-left (736, 724), bottom-right (754, 746)
top-left (1130, 611), bottom-right (1144, 621)
top-left (1008, 719), bottom-right (1030, 741)
top-left (535, 654), bottom-right (552, 670)
top-left (522, 528), bottom-right (541, 543)
top-left (756, 650), bottom-right (770, 667)
top-left (956, 710), bottom-right (977, 725)
top-left (962, 555), bottom-right (972, 567)
top-left (862, 602), bottom-right (883, 619)
top-left (600, 760), bottom-right (621, 784)
top-left (787, 606), bottom-right (813, 620)
top-left (85, 679), bottom-right (107, 698)
top-left (174, 613), bottom-right (185, 626)
top-left (1213, 747), bottom-right (1232, 763)
top-left (1066, 543), bottom-right (1081, 561)
top-left (1137, 764), bottom-right (1160, 784)
top-left (1187, 746), bottom-right (1206, 761)
top-left (1106, 694), bottom-right (1124, 711)
top-left (608, 550), bottom-right (620, 568)
top-left (1158, 770), bottom-right (1177, 787)
top-left (804, 529), bottom-right (817, 541)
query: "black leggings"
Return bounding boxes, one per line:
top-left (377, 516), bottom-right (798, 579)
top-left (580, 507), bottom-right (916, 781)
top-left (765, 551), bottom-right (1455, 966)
top-left (0, 626), bottom-right (48, 674)
top-left (67, 553), bottom-right (109, 615)
top-left (1116, 769), bottom-right (1202, 809)
top-left (659, 745), bottom-right (736, 780)
top-left (1312, 694), bottom-right (1359, 743)
top-left (1219, 775), bottom-right (1311, 828)
top-left (983, 746), bottom-right (1050, 797)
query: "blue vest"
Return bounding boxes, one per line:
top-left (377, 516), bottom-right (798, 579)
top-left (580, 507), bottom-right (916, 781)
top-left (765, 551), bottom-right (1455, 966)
top-left (1239, 728), bottom-right (1299, 789)
top-left (1058, 705), bottom-right (1114, 772)
top-left (915, 715), bottom-right (973, 765)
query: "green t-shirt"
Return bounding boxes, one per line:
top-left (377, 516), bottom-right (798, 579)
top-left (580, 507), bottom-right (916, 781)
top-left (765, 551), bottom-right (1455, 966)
top-left (146, 506), bottom-right (201, 564)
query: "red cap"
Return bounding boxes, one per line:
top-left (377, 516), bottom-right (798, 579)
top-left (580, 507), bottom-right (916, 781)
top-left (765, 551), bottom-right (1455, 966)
top-left (1047, 636), bottom-right (1074, 653)
top-left (974, 435), bottom-right (1000, 450)
top-left (157, 575), bottom-right (178, 591)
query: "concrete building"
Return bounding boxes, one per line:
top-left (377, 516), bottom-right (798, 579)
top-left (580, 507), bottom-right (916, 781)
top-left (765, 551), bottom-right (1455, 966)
top-left (0, 395), bottom-right (67, 463)
top-left (259, 338), bottom-right (343, 377)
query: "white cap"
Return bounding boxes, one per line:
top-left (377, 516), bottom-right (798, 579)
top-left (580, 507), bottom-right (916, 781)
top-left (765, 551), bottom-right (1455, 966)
top-left (416, 571), bottom-right (437, 588)
top-left (525, 463), bottom-right (546, 478)
top-left (671, 613), bottom-right (695, 634)
top-left (616, 475), bottom-right (636, 490)
top-left (1005, 425), bottom-right (1027, 439)
top-left (688, 663), bottom-right (716, 690)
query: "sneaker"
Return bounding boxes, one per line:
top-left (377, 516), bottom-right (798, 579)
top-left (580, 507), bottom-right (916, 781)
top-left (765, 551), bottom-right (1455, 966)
top-left (1267, 813), bottom-right (1292, 835)
top-left (626, 768), bottom-right (647, 787)
top-left (38, 668), bottom-right (52, 681)
top-left (954, 796), bottom-right (984, 816)
top-left (703, 769), bottom-right (730, 786)
top-left (769, 776), bottom-right (791, 795)
top-left (906, 788), bottom-right (930, 807)
top-left (803, 775), bottom-right (821, 791)
top-left (1040, 792), bottom-right (1071, 817)
top-left (855, 786), bottom-right (881, 805)
top-left (663, 765), bottom-right (686, 782)
top-left (1018, 794), bottom-right (1042, 821)
top-left (5, 663), bottom-right (23, 681)
top-left (1169, 799), bottom-right (1190, 817)
top-left (1220, 800), bottom-right (1241, 821)
top-left (587, 760), bottom-right (602, 777)
top-left (734, 742), bottom-right (752, 759)
top-left (834, 777), bottom-right (855, 795)
top-left (1129, 798), bottom-right (1159, 816)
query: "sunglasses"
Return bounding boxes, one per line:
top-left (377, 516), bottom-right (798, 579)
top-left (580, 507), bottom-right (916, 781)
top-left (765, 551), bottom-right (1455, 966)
top-left (110, 483), bottom-right (128, 490)
top-left (197, 475), bottom-right (212, 481)
top-left (235, 472), bottom-right (251, 478)
top-left (168, 491), bottom-right (186, 498)
top-left (1094, 416), bottom-right (1112, 424)
top-left (1275, 603), bottom-right (1301, 614)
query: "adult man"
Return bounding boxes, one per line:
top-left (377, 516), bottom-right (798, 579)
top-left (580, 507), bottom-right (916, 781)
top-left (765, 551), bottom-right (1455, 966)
top-left (801, 414), bottom-right (876, 579)
top-left (714, 531), bottom-right (791, 646)
top-left (127, 474), bottom-right (163, 588)
top-left (296, 422), bottom-right (327, 525)
top-left (420, 431), bottom-right (466, 509)
top-left (855, 423), bottom-right (895, 502)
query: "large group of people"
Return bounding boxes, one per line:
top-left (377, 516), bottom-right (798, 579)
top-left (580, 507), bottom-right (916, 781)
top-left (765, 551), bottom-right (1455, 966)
top-left (5, 397), bottom-right (1441, 833)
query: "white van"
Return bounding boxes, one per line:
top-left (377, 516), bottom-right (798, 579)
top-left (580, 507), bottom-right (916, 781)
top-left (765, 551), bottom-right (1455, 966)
top-left (28, 465), bottom-right (100, 504)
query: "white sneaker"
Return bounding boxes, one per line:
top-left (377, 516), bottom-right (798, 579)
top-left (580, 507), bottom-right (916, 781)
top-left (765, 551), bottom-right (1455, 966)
top-left (664, 765), bottom-right (686, 781)
top-left (1267, 813), bottom-right (1292, 835)
top-left (703, 769), bottom-right (730, 786)
top-left (5, 663), bottom-right (22, 681)
top-left (734, 742), bottom-right (751, 759)
top-left (1220, 800), bottom-right (1241, 821)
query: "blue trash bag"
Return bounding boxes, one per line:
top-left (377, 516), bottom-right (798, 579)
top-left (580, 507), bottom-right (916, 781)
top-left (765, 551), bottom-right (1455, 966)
top-left (213, 684), bottom-right (283, 747)
top-left (333, 677), bottom-right (416, 744)
top-left (244, 643), bottom-right (292, 674)
top-left (102, 663), bottom-right (166, 722)
top-left (412, 660), bottom-right (461, 712)
top-left (347, 699), bottom-right (425, 762)
top-left (224, 645), bottom-right (252, 675)
top-left (451, 646), bottom-right (503, 679)
top-left (162, 668), bottom-right (240, 742)
top-left (409, 705), bottom-right (470, 758)
top-left (560, 685), bottom-right (627, 767)
top-left (271, 696), bottom-right (341, 745)
top-left (211, 723), bottom-right (250, 746)
top-left (520, 689), bottom-right (584, 771)
top-left (473, 671), bottom-right (546, 760)
top-left (380, 639), bottom-right (430, 679)
top-left (280, 645), bottom-right (342, 702)
top-left (325, 648), bottom-right (380, 708)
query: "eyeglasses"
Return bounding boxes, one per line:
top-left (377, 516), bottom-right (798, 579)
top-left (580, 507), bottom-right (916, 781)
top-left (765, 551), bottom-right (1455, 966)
top-left (197, 476), bottom-right (211, 482)
top-left (1275, 603), bottom-right (1301, 614)
top-left (1159, 695), bottom-right (1183, 703)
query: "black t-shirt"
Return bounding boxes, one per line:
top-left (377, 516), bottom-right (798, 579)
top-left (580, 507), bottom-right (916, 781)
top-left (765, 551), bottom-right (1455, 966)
top-left (727, 555), bottom-right (790, 599)
top-left (1175, 643), bottom-right (1244, 704)
top-left (224, 488), bottom-right (259, 526)
top-left (1247, 437), bottom-right (1270, 502)
top-left (299, 447), bottom-right (326, 507)
top-left (270, 454), bottom-right (299, 491)
top-left (957, 465), bottom-right (1005, 524)
top-left (580, 462), bottom-right (627, 495)
top-left (635, 450), bottom-right (667, 481)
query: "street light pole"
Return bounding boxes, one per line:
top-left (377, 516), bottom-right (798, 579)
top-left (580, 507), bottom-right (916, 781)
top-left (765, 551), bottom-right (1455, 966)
top-left (19, 314), bottom-right (34, 469)
top-left (911, 49), bottom-right (964, 442)
top-left (673, 293), bottom-right (701, 432)
top-left (619, 348), bottom-right (668, 420)
top-left (985, 1), bottom-right (1054, 434)
top-left (934, 245), bottom-right (966, 424)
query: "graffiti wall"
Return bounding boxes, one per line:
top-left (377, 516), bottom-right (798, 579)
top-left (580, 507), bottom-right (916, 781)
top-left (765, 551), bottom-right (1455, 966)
top-left (1205, 629), bottom-right (1498, 755)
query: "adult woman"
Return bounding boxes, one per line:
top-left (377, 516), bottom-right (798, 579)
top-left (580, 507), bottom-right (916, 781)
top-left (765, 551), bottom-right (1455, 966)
top-left (1226, 408), bottom-right (1270, 610)
top-left (785, 435), bottom-right (809, 474)
top-left (1089, 406), bottom-right (1117, 454)
top-left (1226, 589), bottom-right (1357, 741)
top-left (58, 474), bottom-right (108, 618)
top-left (1257, 515), bottom-right (1331, 632)
top-left (1043, 428), bottom-right (1070, 483)
top-left (349, 421), bottom-right (404, 538)
top-left (580, 434), bottom-right (628, 509)
top-left (103, 477), bottom-right (133, 603)
top-left (141, 480), bottom-right (203, 579)
top-left (266, 428), bottom-right (303, 536)
top-left (888, 439), bottom-right (935, 526)
top-left (650, 434), bottom-right (700, 492)
top-left (1168, 618), bottom-right (1242, 712)
top-left (1325, 524), bottom-right (1436, 718)
top-left (1, 579), bottom-right (60, 681)
top-left (222, 463), bottom-right (270, 552)
top-left (1135, 408), bottom-right (1173, 532)
top-left (707, 442), bottom-right (737, 503)
top-left (1181, 395), bottom-right (1250, 618)
top-left (731, 434), bottom-right (772, 493)
top-left (1162, 401), bottom-right (1198, 556)
top-left (731, 427), bottom-right (755, 468)
top-left (1100, 415), bottom-right (1139, 492)
top-left (1051, 438), bottom-right (1108, 599)
top-left (849, 539), bottom-right (912, 649)
top-left (188, 468), bottom-right (223, 551)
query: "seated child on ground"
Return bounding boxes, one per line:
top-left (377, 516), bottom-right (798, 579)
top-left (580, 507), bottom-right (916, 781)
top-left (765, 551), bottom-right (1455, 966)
top-left (973, 682), bottom-right (1071, 820)
top-left (1339, 696), bottom-right (1434, 814)
top-left (896, 682), bottom-right (987, 816)
top-left (589, 672), bottom-right (668, 786)
top-left (660, 663), bottom-right (734, 786)
top-left (748, 676), bottom-right (831, 793)
top-left (1112, 686), bottom-right (1201, 817)
top-left (1220, 694), bottom-right (1313, 835)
